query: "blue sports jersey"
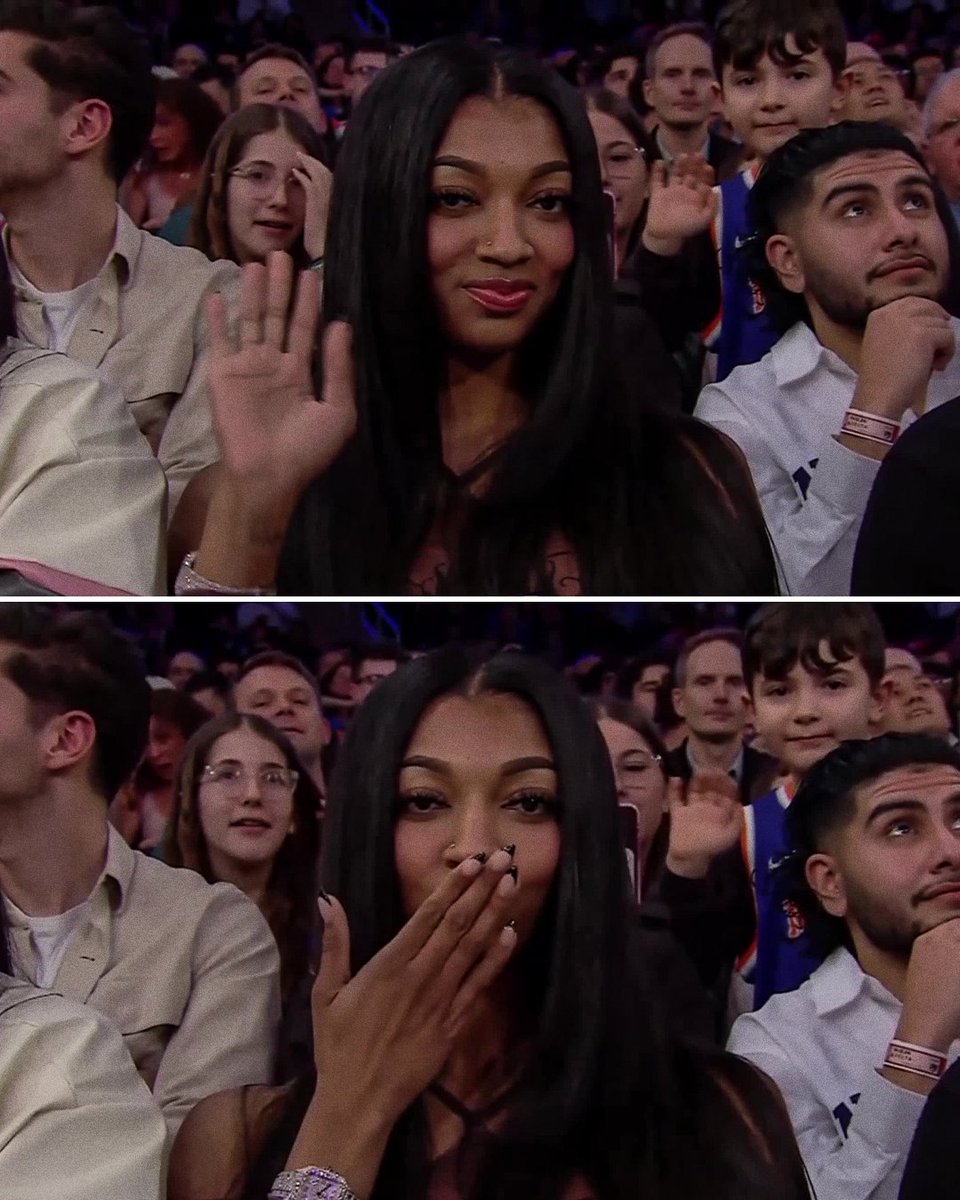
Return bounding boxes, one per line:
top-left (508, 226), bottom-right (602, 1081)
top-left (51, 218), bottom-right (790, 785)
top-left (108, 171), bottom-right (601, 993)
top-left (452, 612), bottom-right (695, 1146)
top-left (738, 783), bottom-right (824, 1009)
top-left (703, 167), bottom-right (779, 382)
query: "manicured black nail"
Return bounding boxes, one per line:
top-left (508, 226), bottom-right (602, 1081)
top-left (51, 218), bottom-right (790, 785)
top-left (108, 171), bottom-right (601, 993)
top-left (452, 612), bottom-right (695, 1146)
top-left (501, 844), bottom-right (517, 857)
top-left (505, 920), bottom-right (516, 930)
top-left (507, 866), bottom-right (519, 883)
top-left (472, 851), bottom-right (488, 863)
top-left (317, 887), bottom-right (331, 902)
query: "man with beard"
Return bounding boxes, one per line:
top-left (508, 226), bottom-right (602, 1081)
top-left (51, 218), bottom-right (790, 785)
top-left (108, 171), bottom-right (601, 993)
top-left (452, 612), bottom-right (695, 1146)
top-left (695, 121), bottom-right (960, 595)
top-left (728, 733), bottom-right (960, 1200)
top-left (232, 651), bottom-right (330, 802)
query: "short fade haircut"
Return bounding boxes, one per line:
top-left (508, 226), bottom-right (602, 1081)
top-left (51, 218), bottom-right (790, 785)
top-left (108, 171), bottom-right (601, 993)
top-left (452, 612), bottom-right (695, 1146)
top-left (234, 42), bottom-right (316, 106)
top-left (0, 605), bottom-right (149, 799)
top-left (742, 602), bottom-right (886, 694)
top-left (345, 36), bottom-right (398, 72)
top-left (645, 23), bottom-right (713, 81)
top-left (0, 1), bottom-right (156, 183)
top-left (350, 641), bottom-right (409, 681)
top-left (234, 649), bottom-right (322, 708)
top-left (713, 0), bottom-right (847, 82)
top-left (778, 733), bottom-right (960, 954)
top-left (744, 121), bottom-right (940, 333)
top-left (674, 627), bottom-right (743, 689)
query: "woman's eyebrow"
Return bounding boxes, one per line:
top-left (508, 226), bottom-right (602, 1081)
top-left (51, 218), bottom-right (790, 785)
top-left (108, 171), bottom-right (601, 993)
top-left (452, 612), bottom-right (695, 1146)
top-left (433, 154), bottom-right (571, 179)
top-left (399, 754), bottom-right (557, 775)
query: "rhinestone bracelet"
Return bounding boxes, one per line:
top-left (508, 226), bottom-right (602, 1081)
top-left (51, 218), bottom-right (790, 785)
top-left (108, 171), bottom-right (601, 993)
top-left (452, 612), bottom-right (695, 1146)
top-left (174, 551), bottom-right (277, 596)
top-left (268, 1166), bottom-right (358, 1200)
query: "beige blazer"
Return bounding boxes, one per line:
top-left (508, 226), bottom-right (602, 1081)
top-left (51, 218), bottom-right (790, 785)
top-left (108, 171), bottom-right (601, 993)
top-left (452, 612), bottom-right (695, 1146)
top-left (6, 208), bottom-right (240, 518)
top-left (0, 975), bottom-right (166, 1199)
top-left (0, 343), bottom-right (166, 594)
top-left (5, 827), bottom-right (281, 1141)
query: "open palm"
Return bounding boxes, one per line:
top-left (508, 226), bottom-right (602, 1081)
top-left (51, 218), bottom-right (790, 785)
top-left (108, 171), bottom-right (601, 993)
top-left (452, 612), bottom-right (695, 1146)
top-left (206, 252), bottom-right (356, 501)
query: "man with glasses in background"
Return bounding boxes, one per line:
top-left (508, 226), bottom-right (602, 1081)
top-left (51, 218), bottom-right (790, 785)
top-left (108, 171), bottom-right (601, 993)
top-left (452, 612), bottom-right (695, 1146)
top-left (923, 69), bottom-right (960, 228)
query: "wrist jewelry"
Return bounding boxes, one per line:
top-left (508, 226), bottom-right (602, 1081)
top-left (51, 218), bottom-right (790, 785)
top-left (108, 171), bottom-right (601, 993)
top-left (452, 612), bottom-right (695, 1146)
top-left (841, 408), bottom-right (900, 446)
top-left (174, 551), bottom-right (277, 597)
top-left (268, 1167), bottom-right (358, 1200)
top-left (883, 1039), bottom-right (947, 1079)
top-left (309, 256), bottom-right (325, 279)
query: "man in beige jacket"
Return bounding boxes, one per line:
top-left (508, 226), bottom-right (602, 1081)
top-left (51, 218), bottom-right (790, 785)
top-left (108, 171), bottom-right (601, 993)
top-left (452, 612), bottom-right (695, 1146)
top-left (0, 606), bottom-right (280, 1144)
top-left (0, 3), bottom-right (239, 524)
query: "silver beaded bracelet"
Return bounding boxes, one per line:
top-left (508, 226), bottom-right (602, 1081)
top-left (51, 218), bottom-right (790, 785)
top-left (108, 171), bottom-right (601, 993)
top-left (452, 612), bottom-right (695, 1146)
top-left (268, 1166), bottom-right (358, 1200)
top-left (174, 551), bottom-right (278, 596)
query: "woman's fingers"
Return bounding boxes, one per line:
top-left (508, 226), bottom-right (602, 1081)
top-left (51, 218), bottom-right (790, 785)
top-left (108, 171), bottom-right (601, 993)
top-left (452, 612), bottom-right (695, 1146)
top-left (321, 320), bottom-right (357, 416)
top-left (312, 893), bottom-right (352, 1009)
top-left (434, 865), bottom-right (517, 998)
top-left (237, 261), bottom-right (267, 348)
top-left (205, 291), bottom-right (231, 359)
top-left (445, 923), bottom-right (517, 1037)
top-left (263, 251), bottom-right (294, 349)
top-left (414, 849), bottom-right (514, 978)
top-left (286, 267), bottom-right (322, 360)
top-left (383, 854), bottom-right (489, 963)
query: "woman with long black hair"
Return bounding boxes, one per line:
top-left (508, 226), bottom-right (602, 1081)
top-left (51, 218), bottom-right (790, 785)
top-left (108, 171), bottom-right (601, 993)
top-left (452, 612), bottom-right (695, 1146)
top-left (175, 39), bottom-right (777, 596)
top-left (168, 647), bottom-right (809, 1200)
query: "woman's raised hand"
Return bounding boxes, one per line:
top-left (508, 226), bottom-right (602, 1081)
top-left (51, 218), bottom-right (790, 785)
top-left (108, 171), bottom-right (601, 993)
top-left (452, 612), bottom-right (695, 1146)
top-left (205, 251), bottom-right (356, 503)
top-left (292, 151), bottom-right (333, 262)
top-left (312, 852), bottom-right (516, 1099)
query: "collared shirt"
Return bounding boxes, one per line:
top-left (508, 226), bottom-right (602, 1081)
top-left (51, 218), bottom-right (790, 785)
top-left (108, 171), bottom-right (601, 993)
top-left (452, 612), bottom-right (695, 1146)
top-left (728, 947), bottom-right (960, 1200)
top-left (685, 739), bottom-right (745, 784)
top-left (655, 127), bottom-right (710, 166)
top-left (5, 207), bottom-right (239, 519)
top-left (695, 319), bottom-right (960, 594)
top-left (0, 344), bottom-right (165, 594)
top-left (5, 826), bottom-right (280, 1142)
top-left (0, 975), bottom-right (166, 1199)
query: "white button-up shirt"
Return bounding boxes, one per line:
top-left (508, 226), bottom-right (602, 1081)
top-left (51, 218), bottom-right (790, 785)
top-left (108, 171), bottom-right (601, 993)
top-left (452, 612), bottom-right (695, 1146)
top-left (695, 320), bottom-right (960, 595)
top-left (728, 947), bottom-right (960, 1200)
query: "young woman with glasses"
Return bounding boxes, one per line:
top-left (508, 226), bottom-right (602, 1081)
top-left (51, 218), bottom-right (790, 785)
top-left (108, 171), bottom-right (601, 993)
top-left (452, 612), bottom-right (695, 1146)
top-left (190, 103), bottom-right (331, 270)
top-left (161, 712), bottom-right (322, 1078)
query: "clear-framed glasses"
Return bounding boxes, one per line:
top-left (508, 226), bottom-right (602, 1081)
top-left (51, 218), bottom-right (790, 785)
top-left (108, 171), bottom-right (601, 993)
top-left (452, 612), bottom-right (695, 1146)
top-left (350, 63), bottom-right (384, 79)
top-left (601, 145), bottom-right (647, 179)
top-left (617, 752), bottom-right (662, 790)
top-left (228, 163), bottom-right (300, 198)
top-left (201, 763), bottom-right (299, 797)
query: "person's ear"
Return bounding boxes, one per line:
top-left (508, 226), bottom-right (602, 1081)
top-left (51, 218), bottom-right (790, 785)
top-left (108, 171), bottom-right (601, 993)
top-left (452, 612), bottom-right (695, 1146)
top-left (60, 98), bottom-right (113, 164)
top-left (832, 68), bottom-right (853, 116)
top-left (710, 80), bottom-right (721, 105)
top-left (806, 852), bottom-right (847, 918)
top-left (766, 233), bottom-right (806, 295)
top-left (642, 76), bottom-right (655, 109)
top-left (43, 710), bottom-right (97, 775)
top-left (870, 677), bottom-right (893, 727)
top-left (671, 687), bottom-right (686, 720)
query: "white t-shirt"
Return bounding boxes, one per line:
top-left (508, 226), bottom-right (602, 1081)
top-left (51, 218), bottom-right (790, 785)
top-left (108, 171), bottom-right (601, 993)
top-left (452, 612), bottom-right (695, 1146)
top-left (3, 894), bottom-right (92, 989)
top-left (8, 263), bottom-right (99, 353)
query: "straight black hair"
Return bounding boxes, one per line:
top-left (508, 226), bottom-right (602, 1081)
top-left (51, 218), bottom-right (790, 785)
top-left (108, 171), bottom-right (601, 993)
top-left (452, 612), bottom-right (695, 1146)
top-left (0, 888), bottom-right (10, 976)
top-left (778, 733), bottom-right (960, 956)
top-left (243, 648), bottom-right (810, 1200)
top-left (298, 38), bottom-right (777, 595)
top-left (745, 121), bottom-right (960, 333)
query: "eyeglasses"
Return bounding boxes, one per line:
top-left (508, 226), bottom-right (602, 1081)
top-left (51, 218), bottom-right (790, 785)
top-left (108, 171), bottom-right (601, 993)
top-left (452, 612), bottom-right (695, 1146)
top-left (201, 763), bottom-right (299, 797)
top-left (350, 64), bottom-right (384, 79)
top-left (616, 752), bottom-right (662, 789)
top-left (228, 163), bottom-right (300, 197)
top-left (600, 146), bottom-right (647, 179)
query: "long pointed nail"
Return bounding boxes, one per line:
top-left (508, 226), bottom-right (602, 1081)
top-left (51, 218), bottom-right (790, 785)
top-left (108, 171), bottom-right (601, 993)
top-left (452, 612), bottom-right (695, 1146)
top-left (501, 844), bottom-right (516, 857)
top-left (472, 851), bottom-right (488, 863)
top-left (507, 866), bottom-right (518, 883)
